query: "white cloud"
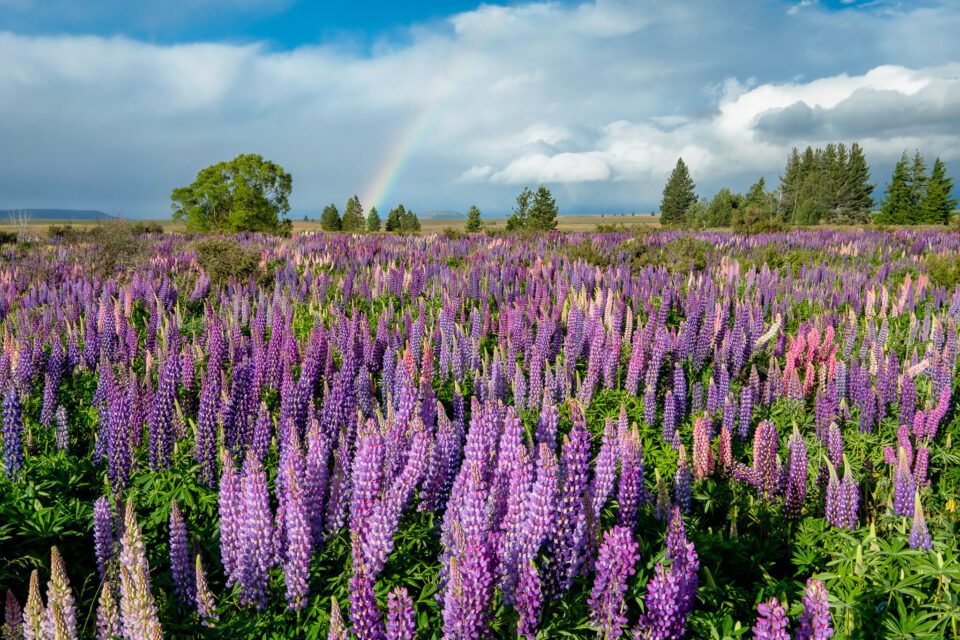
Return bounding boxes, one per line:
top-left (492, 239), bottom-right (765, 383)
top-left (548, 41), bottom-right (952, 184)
top-left (0, 0), bottom-right (958, 214)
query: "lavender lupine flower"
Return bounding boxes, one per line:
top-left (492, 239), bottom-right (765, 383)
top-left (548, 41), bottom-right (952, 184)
top-left (118, 498), bottom-right (163, 640)
top-left (3, 591), bottom-right (22, 640)
top-left (662, 391), bottom-right (677, 443)
top-left (909, 494), bottom-right (933, 551)
top-left (93, 497), bottom-right (115, 581)
top-left (239, 450), bottom-right (275, 610)
top-left (892, 449), bottom-right (916, 517)
top-left (328, 597), bottom-right (349, 640)
top-left (591, 417), bottom-right (619, 521)
top-left (516, 561), bottom-right (543, 640)
top-left (796, 578), bottom-right (833, 640)
top-left (550, 403), bottom-right (592, 591)
top-left (752, 598), bottom-right (789, 640)
top-left (636, 507), bottom-right (700, 639)
top-left (2, 386), bottom-right (24, 480)
top-left (96, 580), bottom-right (122, 640)
top-left (45, 546), bottom-right (77, 640)
top-left (349, 559), bottom-right (386, 640)
top-left (148, 355), bottom-right (178, 470)
top-left (618, 425), bottom-right (645, 527)
top-left (55, 405), bottom-right (69, 454)
top-left (589, 525), bottom-right (639, 639)
top-left (692, 417), bottom-right (714, 482)
top-left (194, 555), bottom-right (217, 627)
top-left (169, 501), bottom-right (195, 608)
top-left (753, 421), bottom-right (780, 500)
top-left (195, 370), bottom-right (220, 487)
top-left (22, 570), bottom-right (43, 640)
top-left (825, 458), bottom-right (859, 531)
top-left (386, 587), bottom-right (415, 640)
top-left (785, 429), bottom-right (808, 520)
top-left (283, 449), bottom-right (311, 610)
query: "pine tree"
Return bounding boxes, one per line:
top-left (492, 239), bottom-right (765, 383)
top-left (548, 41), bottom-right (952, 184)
top-left (320, 204), bottom-right (341, 231)
top-left (465, 205), bottom-right (483, 232)
top-left (400, 208), bottom-right (420, 233)
top-left (706, 188), bottom-right (740, 228)
top-left (385, 204), bottom-right (405, 232)
top-left (660, 158), bottom-right (696, 226)
top-left (366, 206), bottom-right (381, 232)
top-left (922, 158), bottom-right (956, 225)
top-left (844, 143), bottom-right (874, 223)
top-left (779, 147), bottom-right (803, 220)
top-left (878, 152), bottom-right (912, 225)
top-left (341, 195), bottom-right (364, 232)
top-left (909, 151), bottom-right (928, 215)
top-left (528, 185), bottom-right (559, 231)
top-left (506, 187), bottom-right (532, 231)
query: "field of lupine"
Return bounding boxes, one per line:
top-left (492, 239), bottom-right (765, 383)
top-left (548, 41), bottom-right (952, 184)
top-left (0, 229), bottom-right (959, 640)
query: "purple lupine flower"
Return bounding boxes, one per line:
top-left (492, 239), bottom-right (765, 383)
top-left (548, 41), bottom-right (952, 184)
top-left (673, 446), bottom-right (691, 515)
top-left (305, 417), bottom-right (332, 550)
top-left (637, 561), bottom-right (686, 640)
top-left (194, 555), bottom-right (217, 627)
top-left (753, 420), bottom-right (780, 500)
top-left (549, 401), bottom-right (591, 591)
top-left (692, 416), bottom-right (714, 482)
top-left (618, 424), bottom-right (645, 527)
top-left (195, 370), bottom-right (220, 488)
top-left (796, 578), bottom-right (833, 640)
top-left (148, 355), bottom-right (178, 470)
top-left (169, 500), bottom-right (195, 607)
top-left (349, 559), bottom-right (386, 640)
top-left (785, 429), bottom-right (808, 520)
top-left (45, 546), bottom-right (77, 640)
top-left (825, 458), bottom-right (858, 531)
top-left (3, 590), bottom-right (22, 640)
top-left (752, 598), bottom-right (789, 640)
top-left (93, 497), bottom-right (115, 581)
top-left (282, 447), bottom-right (311, 610)
top-left (386, 586), bottom-right (415, 640)
top-left (251, 401), bottom-right (273, 464)
top-left (96, 579), bottom-right (122, 640)
top-left (892, 448), bottom-right (915, 517)
top-left (2, 386), bottom-right (24, 480)
top-left (218, 451), bottom-right (243, 588)
top-left (328, 597), bottom-right (349, 640)
top-left (662, 390), bottom-right (677, 443)
top-left (239, 450), bottom-right (275, 610)
top-left (909, 494), bottom-right (932, 551)
top-left (55, 405), bottom-right (69, 454)
top-left (516, 561), bottom-right (543, 640)
top-left (591, 416), bottom-right (619, 521)
top-left (118, 498), bottom-right (163, 640)
top-left (589, 525), bottom-right (639, 639)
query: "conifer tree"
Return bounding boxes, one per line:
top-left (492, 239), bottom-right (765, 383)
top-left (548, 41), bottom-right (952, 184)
top-left (506, 187), bottom-right (532, 231)
top-left (922, 158), bottom-right (956, 225)
top-left (660, 158), bottom-right (696, 226)
top-left (909, 151), bottom-right (928, 216)
top-left (385, 204), bottom-right (405, 232)
top-left (529, 185), bottom-right (559, 231)
top-left (844, 143), bottom-right (874, 223)
top-left (366, 206), bottom-right (381, 232)
top-left (878, 152), bottom-right (912, 225)
top-left (465, 205), bottom-right (483, 232)
top-left (320, 204), bottom-right (341, 231)
top-left (341, 195), bottom-right (364, 232)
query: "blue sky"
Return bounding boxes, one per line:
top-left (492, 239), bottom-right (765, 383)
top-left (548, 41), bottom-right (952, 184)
top-left (0, 0), bottom-right (957, 216)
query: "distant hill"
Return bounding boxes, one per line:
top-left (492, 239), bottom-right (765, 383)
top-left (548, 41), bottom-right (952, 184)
top-left (0, 209), bottom-right (115, 221)
top-left (419, 209), bottom-right (465, 219)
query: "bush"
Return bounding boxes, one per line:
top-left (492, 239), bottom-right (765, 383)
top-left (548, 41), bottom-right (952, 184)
top-left (620, 233), bottom-right (711, 274)
top-left (926, 254), bottom-right (960, 288)
top-left (82, 221), bottom-right (147, 277)
top-left (565, 240), bottom-right (611, 268)
top-left (194, 237), bottom-right (265, 286)
top-left (129, 221), bottom-right (164, 235)
top-left (0, 230), bottom-right (17, 245)
top-left (442, 227), bottom-right (465, 241)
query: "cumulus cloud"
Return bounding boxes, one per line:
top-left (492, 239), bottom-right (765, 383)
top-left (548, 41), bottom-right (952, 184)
top-left (0, 0), bottom-right (958, 214)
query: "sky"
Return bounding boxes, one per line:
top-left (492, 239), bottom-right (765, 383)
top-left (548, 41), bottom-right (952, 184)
top-left (0, 0), bottom-right (958, 217)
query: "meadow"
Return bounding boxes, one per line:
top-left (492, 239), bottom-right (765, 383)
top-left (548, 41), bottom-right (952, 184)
top-left (0, 227), bottom-right (958, 639)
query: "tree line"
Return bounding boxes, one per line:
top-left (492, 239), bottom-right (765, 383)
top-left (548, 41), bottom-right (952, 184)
top-left (661, 145), bottom-right (955, 231)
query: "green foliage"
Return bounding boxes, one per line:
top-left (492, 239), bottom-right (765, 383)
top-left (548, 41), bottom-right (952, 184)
top-left (170, 153), bottom-right (292, 234)
top-left (320, 204), bottom-right (341, 231)
top-left (877, 150), bottom-right (952, 226)
top-left (780, 143), bottom-right (874, 225)
top-left (385, 204), bottom-right (420, 234)
top-left (465, 204), bottom-right (483, 232)
top-left (620, 234), bottom-right (711, 274)
top-left (341, 195), bottom-right (364, 233)
top-left (660, 158), bottom-right (697, 227)
top-left (926, 254), bottom-right (960, 288)
top-left (528, 185), bottom-right (559, 231)
top-left (923, 158), bottom-right (956, 225)
top-left (193, 237), bottom-right (266, 286)
top-left (704, 189), bottom-right (741, 228)
top-left (565, 239), bottom-right (611, 268)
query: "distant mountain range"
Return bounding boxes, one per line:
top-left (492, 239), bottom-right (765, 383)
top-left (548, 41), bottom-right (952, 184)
top-left (419, 209), bottom-right (465, 219)
top-left (0, 209), bottom-right (115, 221)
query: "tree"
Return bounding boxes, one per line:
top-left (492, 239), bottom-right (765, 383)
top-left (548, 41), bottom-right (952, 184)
top-left (877, 152), bottom-right (912, 225)
top-left (171, 154), bottom-right (292, 233)
top-left (705, 188), bottom-right (741, 228)
top-left (660, 158), bottom-right (696, 226)
top-left (528, 185), bottom-right (559, 231)
top-left (843, 143), bottom-right (874, 223)
top-left (465, 205), bottom-right (483, 232)
top-left (506, 187), bottom-right (532, 231)
top-left (385, 204), bottom-right (405, 232)
top-left (922, 158), bottom-right (956, 225)
top-left (320, 204), bottom-right (341, 231)
top-left (684, 198), bottom-right (710, 229)
top-left (401, 209), bottom-right (421, 233)
top-left (909, 151), bottom-right (928, 214)
top-left (341, 195), bottom-right (364, 232)
top-left (366, 206), bottom-right (381, 232)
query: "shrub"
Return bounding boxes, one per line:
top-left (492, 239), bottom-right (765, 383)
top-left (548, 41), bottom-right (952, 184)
top-left (565, 240), bottom-right (611, 268)
top-left (194, 238), bottom-right (265, 286)
top-left (926, 254), bottom-right (960, 288)
top-left (82, 221), bottom-right (147, 277)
